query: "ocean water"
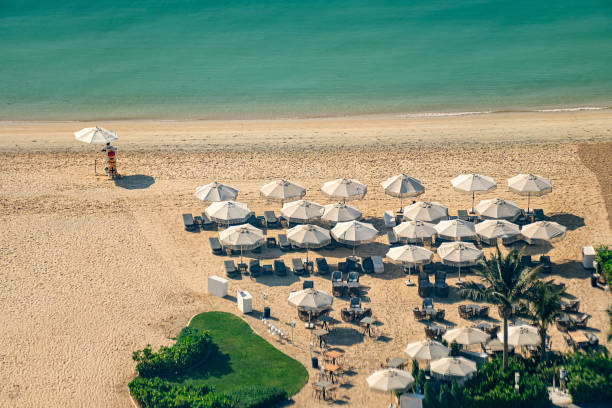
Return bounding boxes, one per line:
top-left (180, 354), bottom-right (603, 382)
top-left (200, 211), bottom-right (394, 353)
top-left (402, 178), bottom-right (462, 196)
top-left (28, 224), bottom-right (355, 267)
top-left (1, 0), bottom-right (612, 120)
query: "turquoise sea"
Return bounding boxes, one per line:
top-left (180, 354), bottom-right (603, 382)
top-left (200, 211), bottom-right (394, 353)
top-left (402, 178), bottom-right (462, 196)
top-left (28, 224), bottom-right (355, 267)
top-left (1, 0), bottom-right (612, 120)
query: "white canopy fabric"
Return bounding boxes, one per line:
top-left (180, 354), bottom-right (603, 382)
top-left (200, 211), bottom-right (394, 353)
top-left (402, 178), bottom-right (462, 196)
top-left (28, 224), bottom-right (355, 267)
top-left (74, 126), bottom-right (118, 144)
top-left (475, 219), bottom-right (520, 240)
top-left (288, 288), bottom-right (333, 312)
top-left (475, 198), bottom-right (521, 221)
top-left (331, 220), bottom-right (378, 245)
top-left (404, 340), bottom-right (449, 361)
top-left (320, 202), bottom-right (362, 224)
top-left (321, 178), bottom-right (367, 201)
top-left (393, 220), bottom-right (437, 243)
top-left (403, 201), bottom-right (449, 223)
top-left (386, 245), bottom-right (433, 265)
top-left (260, 180), bottom-right (306, 203)
top-left (521, 221), bottom-right (566, 242)
top-left (451, 173), bottom-right (496, 210)
top-left (205, 201), bottom-right (251, 225)
top-left (429, 357), bottom-right (477, 380)
top-left (280, 200), bottom-right (323, 223)
top-left (507, 174), bottom-right (552, 212)
top-left (499, 324), bottom-right (540, 347)
top-left (434, 219), bottom-right (476, 241)
top-left (286, 224), bottom-right (331, 249)
top-left (194, 182), bottom-right (238, 202)
top-left (366, 369), bottom-right (414, 392)
top-left (437, 242), bottom-right (484, 267)
top-left (219, 224), bottom-right (264, 250)
top-left (381, 174), bottom-right (425, 208)
top-left (442, 327), bottom-right (490, 346)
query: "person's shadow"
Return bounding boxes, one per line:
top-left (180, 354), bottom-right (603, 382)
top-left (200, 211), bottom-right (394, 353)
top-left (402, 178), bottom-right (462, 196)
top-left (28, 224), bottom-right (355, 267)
top-left (114, 174), bottom-right (155, 190)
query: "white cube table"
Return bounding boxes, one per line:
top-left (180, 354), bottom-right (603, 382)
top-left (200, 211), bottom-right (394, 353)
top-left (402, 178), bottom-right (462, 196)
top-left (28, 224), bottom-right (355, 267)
top-left (237, 290), bottom-right (253, 314)
top-left (208, 275), bottom-right (228, 298)
top-left (582, 246), bottom-right (596, 269)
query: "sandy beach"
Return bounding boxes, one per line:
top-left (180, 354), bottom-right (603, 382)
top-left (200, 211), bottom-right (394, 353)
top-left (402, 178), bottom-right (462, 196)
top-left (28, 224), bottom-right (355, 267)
top-left (1, 110), bottom-right (611, 407)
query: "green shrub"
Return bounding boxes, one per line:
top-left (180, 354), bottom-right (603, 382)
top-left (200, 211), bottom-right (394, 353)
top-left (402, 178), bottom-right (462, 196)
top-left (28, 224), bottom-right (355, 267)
top-left (225, 386), bottom-right (287, 408)
top-left (564, 351), bottom-right (612, 404)
top-left (450, 341), bottom-right (460, 357)
top-left (595, 245), bottom-right (612, 284)
top-left (132, 328), bottom-right (214, 378)
top-left (128, 377), bottom-right (233, 408)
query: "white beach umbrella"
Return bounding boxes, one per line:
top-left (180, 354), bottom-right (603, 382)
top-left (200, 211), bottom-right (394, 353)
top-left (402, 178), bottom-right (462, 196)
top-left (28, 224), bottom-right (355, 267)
top-left (393, 220), bottom-right (437, 243)
top-left (475, 198), bottom-right (521, 221)
top-left (320, 202), bottom-right (362, 225)
top-left (205, 200), bottom-right (251, 226)
top-left (366, 369), bottom-right (414, 393)
top-left (430, 357), bottom-right (477, 382)
top-left (381, 174), bottom-right (425, 208)
top-left (194, 182), bottom-right (238, 202)
top-left (475, 219), bottom-right (520, 243)
top-left (286, 224), bottom-right (331, 261)
top-left (434, 219), bottom-right (476, 241)
top-left (507, 174), bottom-right (552, 213)
top-left (403, 201), bottom-right (449, 223)
top-left (74, 126), bottom-right (118, 144)
top-left (451, 173), bottom-right (497, 211)
top-left (387, 245), bottom-right (433, 282)
top-left (521, 221), bottom-right (566, 242)
top-left (280, 200), bottom-right (323, 223)
top-left (499, 324), bottom-right (540, 347)
top-left (437, 242), bottom-right (483, 281)
top-left (443, 327), bottom-right (490, 346)
top-left (331, 220), bottom-right (378, 255)
top-left (321, 178), bottom-right (367, 202)
top-left (260, 179), bottom-right (306, 203)
top-left (288, 288), bottom-right (333, 312)
top-left (404, 339), bottom-right (450, 361)
top-left (219, 224), bottom-right (264, 263)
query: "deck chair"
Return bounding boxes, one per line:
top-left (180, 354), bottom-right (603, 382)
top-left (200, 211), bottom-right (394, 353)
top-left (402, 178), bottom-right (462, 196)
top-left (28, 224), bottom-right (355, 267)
top-left (422, 298), bottom-right (434, 310)
top-left (346, 257), bottom-right (361, 272)
top-left (278, 234), bottom-right (291, 251)
top-left (273, 259), bottom-right (287, 276)
top-left (199, 212), bottom-right (214, 230)
top-left (387, 230), bottom-right (400, 246)
top-left (208, 237), bottom-right (223, 255)
top-left (332, 274), bottom-right (346, 297)
top-left (263, 211), bottom-right (279, 228)
top-left (292, 258), bottom-right (306, 275)
top-left (302, 280), bottom-right (314, 290)
top-left (349, 297), bottom-right (361, 310)
top-left (249, 259), bottom-right (261, 278)
top-left (361, 257), bottom-right (374, 274)
top-left (315, 258), bottom-right (330, 274)
top-left (533, 209), bottom-right (545, 221)
top-left (457, 209), bottom-right (469, 221)
top-left (266, 237), bottom-right (277, 248)
top-left (182, 214), bottom-right (197, 231)
top-left (223, 260), bottom-right (238, 277)
top-left (372, 256), bottom-right (384, 274)
top-left (434, 270), bottom-right (449, 297)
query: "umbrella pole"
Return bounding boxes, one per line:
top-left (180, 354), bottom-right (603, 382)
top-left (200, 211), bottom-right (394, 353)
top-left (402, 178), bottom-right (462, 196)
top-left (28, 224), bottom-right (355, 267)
top-left (527, 193), bottom-right (531, 214)
top-left (240, 247), bottom-right (243, 264)
top-left (458, 265), bottom-right (462, 283)
top-left (472, 192), bottom-right (475, 213)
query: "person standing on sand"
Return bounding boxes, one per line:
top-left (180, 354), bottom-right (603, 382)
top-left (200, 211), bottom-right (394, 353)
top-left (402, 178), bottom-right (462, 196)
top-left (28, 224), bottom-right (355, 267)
top-left (101, 142), bottom-right (117, 179)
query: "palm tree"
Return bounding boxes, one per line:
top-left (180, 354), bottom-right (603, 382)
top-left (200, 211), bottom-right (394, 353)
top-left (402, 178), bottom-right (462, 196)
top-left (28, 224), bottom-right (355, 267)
top-left (459, 247), bottom-right (539, 371)
top-left (526, 280), bottom-right (564, 359)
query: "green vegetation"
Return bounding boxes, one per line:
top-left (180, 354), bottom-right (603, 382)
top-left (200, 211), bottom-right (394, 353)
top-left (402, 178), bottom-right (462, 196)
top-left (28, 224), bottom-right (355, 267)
top-left (596, 245), bottom-right (612, 285)
top-left (460, 247), bottom-right (540, 371)
top-left (129, 312), bottom-right (308, 408)
top-left (525, 280), bottom-right (564, 359)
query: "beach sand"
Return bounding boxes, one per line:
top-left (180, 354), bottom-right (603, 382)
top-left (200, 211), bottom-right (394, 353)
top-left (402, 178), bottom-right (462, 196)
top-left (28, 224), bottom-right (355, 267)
top-left (0, 110), bottom-right (611, 407)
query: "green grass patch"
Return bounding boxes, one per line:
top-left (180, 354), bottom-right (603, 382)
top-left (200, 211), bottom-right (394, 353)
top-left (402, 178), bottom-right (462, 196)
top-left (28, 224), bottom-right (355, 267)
top-left (166, 311), bottom-right (308, 396)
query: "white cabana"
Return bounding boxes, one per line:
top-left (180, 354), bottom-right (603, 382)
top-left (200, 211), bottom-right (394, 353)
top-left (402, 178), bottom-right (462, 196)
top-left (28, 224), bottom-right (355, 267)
top-left (260, 180), bottom-right (306, 203)
top-left (320, 202), bottom-right (362, 225)
top-left (403, 201), bottom-right (449, 223)
top-left (321, 178), bottom-right (367, 202)
top-left (195, 182), bottom-right (238, 202)
top-left (280, 200), bottom-right (323, 223)
top-left (475, 198), bottom-right (521, 221)
top-left (507, 174), bottom-right (552, 213)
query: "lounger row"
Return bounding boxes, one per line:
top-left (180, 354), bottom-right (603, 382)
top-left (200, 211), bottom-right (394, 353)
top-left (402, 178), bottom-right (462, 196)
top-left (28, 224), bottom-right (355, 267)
top-left (182, 210), bottom-right (283, 232)
top-left (224, 259), bottom-right (289, 278)
top-left (383, 208), bottom-right (546, 229)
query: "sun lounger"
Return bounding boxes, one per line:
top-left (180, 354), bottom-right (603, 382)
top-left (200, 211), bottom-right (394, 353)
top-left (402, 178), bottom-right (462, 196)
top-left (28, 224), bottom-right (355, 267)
top-left (539, 255), bottom-right (552, 273)
top-left (208, 237), bottom-right (222, 255)
top-left (200, 212), bottom-right (214, 230)
top-left (384, 210), bottom-right (396, 228)
top-left (521, 255), bottom-right (532, 267)
top-left (224, 260), bottom-right (238, 277)
top-left (262, 264), bottom-right (274, 275)
top-left (264, 211), bottom-right (279, 228)
top-left (315, 257), bottom-right (330, 274)
top-left (247, 213), bottom-right (258, 226)
top-left (574, 313), bottom-right (591, 328)
top-left (292, 258), bottom-right (306, 275)
top-left (457, 209), bottom-right (469, 221)
top-left (332, 271), bottom-right (346, 297)
top-left (533, 209), bottom-right (545, 221)
top-left (273, 259), bottom-right (287, 276)
top-left (346, 257), bottom-right (361, 272)
top-left (266, 237), bottom-right (276, 248)
top-left (422, 298), bottom-right (434, 310)
top-left (434, 270), bottom-right (449, 297)
top-left (278, 234), bottom-right (291, 251)
top-left (349, 297), bottom-right (361, 310)
top-left (249, 259), bottom-right (261, 277)
top-left (361, 257), bottom-right (374, 274)
top-left (182, 213), bottom-right (197, 231)
top-left (372, 256), bottom-right (384, 274)
top-left (348, 271), bottom-right (359, 284)
top-left (303, 280), bottom-right (314, 289)
top-left (387, 230), bottom-right (400, 246)
top-left (256, 215), bottom-right (265, 227)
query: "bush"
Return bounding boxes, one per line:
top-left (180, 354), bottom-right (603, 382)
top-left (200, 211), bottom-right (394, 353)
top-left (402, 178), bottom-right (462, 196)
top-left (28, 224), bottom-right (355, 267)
top-left (225, 386), bottom-right (287, 408)
top-left (132, 328), bottom-right (214, 378)
top-left (565, 352), bottom-right (612, 404)
top-left (128, 377), bottom-right (233, 408)
top-left (596, 245), bottom-right (612, 284)
top-left (450, 341), bottom-right (460, 357)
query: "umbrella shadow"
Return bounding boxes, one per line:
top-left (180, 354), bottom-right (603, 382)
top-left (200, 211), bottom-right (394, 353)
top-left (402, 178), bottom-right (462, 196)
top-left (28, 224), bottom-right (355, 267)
top-left (326, 327), bottom-right (364, 346)
top-left (114, 174), bottom-right (155, 189)
top-left (547, 213), bottom-right (585, 231)
top-left (254, 274), bottom-right (299, 287)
